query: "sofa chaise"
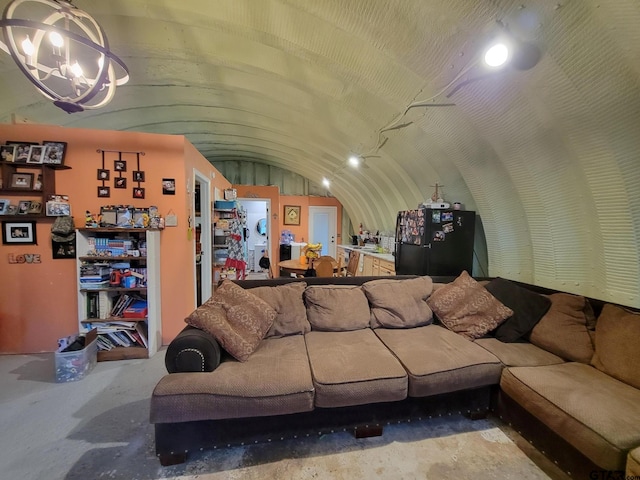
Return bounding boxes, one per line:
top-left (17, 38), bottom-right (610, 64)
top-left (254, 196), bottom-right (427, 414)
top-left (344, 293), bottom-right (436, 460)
top-left (149, 273), bottom-right (640, 479)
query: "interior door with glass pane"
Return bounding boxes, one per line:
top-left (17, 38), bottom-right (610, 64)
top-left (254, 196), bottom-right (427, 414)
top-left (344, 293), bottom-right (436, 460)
top-left (308, 206), bottom-right (337, 258)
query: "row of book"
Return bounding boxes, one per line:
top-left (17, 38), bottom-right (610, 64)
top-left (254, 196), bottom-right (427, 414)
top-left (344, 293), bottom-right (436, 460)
top-left (82, 321), bottom-right (149, 351)
top-left (86, 292), bottom-right (147, 319)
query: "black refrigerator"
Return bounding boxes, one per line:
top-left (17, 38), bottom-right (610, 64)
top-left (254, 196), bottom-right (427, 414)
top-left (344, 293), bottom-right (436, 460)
top-left (394, 208), bottom-right (475, 276)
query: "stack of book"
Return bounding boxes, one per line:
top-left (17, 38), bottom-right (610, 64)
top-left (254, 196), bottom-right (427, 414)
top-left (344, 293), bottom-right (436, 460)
top-left (79, 263), bottom-right (110, 289)
top-left (89, 321), bottom-right (149, 351)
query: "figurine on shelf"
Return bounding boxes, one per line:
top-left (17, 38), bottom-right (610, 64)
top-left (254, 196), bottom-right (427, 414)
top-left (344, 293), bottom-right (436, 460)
top-left (85, 210), bottom-right (100, 228)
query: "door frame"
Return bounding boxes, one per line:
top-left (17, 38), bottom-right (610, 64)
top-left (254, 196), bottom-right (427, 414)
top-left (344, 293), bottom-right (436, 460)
top-left (237, 197), bottom-right (271, 272)
top-left (193, 169), bottom-right (212, 306)
top-left (308, 206), bottom-right (337, 258)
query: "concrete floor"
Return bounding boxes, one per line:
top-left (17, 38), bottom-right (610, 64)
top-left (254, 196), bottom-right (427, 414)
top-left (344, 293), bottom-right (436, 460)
top-left (0, 348), bottom-right (571, 480)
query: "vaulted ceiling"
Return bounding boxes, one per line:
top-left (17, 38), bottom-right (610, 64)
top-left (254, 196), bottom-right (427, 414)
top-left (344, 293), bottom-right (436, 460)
top-left (1, 0), bottom-right (639, 307)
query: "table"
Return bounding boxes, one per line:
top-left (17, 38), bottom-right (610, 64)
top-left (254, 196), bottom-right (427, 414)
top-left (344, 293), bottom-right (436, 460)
top-left (278, 258), bottom-right (338, 276)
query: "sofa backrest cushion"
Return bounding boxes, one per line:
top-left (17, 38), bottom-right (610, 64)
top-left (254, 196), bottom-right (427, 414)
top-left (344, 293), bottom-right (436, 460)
top-left (185, 280), bottom-right (276, 362)
top-left (304, 285), bottom-right (370, 331)
top-left (485, 277), bottom-right (552, 343)
top-left (248, 281), bottom-right (310, 338)
top-left (591, 304), bottom-right (640, 389)
top-left (427, 271), bottom-right (513, 340)
top-left (529, 292), bottom-right (596, 363)
top-left (362, 276), bottom-right (434, 328)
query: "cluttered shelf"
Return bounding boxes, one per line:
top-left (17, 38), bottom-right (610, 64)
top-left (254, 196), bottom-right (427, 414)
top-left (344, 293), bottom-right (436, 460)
top-left (79, 256), bottom-right (147, 262)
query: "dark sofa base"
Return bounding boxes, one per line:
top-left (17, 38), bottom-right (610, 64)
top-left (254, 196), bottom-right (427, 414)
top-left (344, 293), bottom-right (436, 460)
top-left (490, 388), bottom-right (625, 479)
top-left (155, 386), bottom-right (492, 466)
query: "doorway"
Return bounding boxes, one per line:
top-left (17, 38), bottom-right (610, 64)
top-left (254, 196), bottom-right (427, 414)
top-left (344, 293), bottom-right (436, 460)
top-left (193, 171), bottom-right (212, 306)
top-left (237, 198), bottom-right (271, 273)
top-left (309, 206), bottom-right (337, 258)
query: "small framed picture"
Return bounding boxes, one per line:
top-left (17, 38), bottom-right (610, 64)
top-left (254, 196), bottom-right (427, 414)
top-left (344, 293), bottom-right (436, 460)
top-left (6, 205), bottom-right (18, 215)
top-left (162, 178), bottom-right (176, 195)
top-left (28, 201), bottom-right (42, 214)
top-left (0, 199), bottom-right (10, 214)
top-left (133, 187), bottom-right (145, 199)
top-left (114, 160), bottom-right (127, 172)
top-left (1, 145), bottom-right (16, 163)
top-left (11, 143), bottom-right (34, 163)
top-left (42, 141), bottom-right (67, 165)
top-left (100, 206), bottom-right (117, 226)
top-left (97, 169), bottom-right (110, 181)
top-left (97, 186), bottom-right (110, 198)
top-left (283, 205), bottom-right (301, 225)
top-left (18, 200), bottom-right (31, 214)
top-left (11, 172), bottom-right (34, 189)
top-left (133, 171), bottom-right (145, 182)
top-left (27, 145), bottom-right (46, 164)
top-left (114, 177), bottom-right (127, 189)
top-left (2, 221), bottom-right (37, 245)
top-left (46, 201), bottom-right (71, 216)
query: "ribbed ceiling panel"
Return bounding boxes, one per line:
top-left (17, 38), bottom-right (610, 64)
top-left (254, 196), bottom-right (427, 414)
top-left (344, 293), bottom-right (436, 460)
top-left (1, 0), bottom-right (639, 306)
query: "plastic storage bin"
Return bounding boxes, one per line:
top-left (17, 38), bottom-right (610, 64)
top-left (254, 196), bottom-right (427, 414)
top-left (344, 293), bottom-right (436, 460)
top-left (214, 200), bottom-right (235, 209)
top-left (55, 329), bottom-right (98, 383)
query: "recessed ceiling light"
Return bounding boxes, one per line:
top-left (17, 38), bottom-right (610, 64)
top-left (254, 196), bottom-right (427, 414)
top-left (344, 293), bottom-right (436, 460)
top-left (484, 42), bottom-right (510, 67)
top-left (348, 155), bottom-right (361, 168)
top-left (322, 178), bottom-right (331, 188)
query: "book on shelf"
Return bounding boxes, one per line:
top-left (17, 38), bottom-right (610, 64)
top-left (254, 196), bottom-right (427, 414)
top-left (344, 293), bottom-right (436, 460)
top-left (122, 299), bottom-right (148, 318)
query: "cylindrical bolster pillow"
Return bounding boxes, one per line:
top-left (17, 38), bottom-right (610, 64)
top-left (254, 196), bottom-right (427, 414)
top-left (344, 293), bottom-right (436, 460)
top-left (165, 325), bottom-right (221, 373)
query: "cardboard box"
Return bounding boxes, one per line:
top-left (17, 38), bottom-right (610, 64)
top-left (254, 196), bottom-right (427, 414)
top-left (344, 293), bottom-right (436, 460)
top-left (55, 329), bottom-right (98, 383)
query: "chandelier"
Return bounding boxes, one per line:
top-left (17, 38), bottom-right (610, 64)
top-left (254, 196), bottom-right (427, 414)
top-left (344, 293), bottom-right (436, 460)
top-left (0, 0), bottom-right (129, 113)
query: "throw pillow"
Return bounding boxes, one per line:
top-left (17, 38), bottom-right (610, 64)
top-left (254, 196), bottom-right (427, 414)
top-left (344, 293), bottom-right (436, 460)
top-left (529, 293), bottom-right (595, 363)
top-left (304, 285), bottom-right (370, 331)
top-left (426, 271), bottom-right (513, 340)
top-left (249, 281), bottom-right (310, 338)
top-left (362, 276), bottom-right (434, 328)
top-left (185, 280), bottom-right (276, 362)
top-left (591, 304), bottom-right (640, 389)
top-left (485, 278), bottom-right (551, 343)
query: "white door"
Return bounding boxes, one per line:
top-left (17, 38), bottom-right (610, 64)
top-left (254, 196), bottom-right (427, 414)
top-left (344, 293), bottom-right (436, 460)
top-left (193, 170), bottom-right (212, 306)
top-left (309, 206), bottom-right (337, 258)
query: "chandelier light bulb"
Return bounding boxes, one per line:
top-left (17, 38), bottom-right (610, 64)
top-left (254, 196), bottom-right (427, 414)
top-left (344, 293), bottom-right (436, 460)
top-left (21, 35), bottom-right (34, 55)
top-left (322, 178), bottom-right (331, 188)
top-left (70, 61), bottom-right (83, 77)
top-left (348, 155), bottom-right (360, 168)
top-left (49, 30), bottom-right (64, 48)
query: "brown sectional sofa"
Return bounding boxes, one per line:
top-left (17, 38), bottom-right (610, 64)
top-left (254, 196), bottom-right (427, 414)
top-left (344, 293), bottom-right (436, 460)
top-left (150, 275), bottom-right (640, 479)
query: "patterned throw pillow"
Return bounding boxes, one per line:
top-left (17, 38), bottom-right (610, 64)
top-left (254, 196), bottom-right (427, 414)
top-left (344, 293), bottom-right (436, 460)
top-left (427, 271), bottom-right (513, 340)
top-left (185, 280), bottom-right (276, 362)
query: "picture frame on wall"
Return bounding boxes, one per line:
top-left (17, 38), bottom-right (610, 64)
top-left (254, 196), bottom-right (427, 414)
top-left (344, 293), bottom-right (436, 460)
top-left (46, 201), bottom-right (71, 216)
top-left (133, 170), bottom-right (145, 182)
top-left (97, 186), bottom-right (111, 198)
top-left (133, 187), bottom-right (145, 199)
top-left (114, 177), bottom-right (127, 189)
top-left (10, 172), bottom-right (34, 189)
top-left (18, 200), bottom-right (31, 214)
top-left (283, 205), bottom-right (301, 225)
top-left (28, 201), bottom-right (42, 214)
top-left (162, 178), bottom-right (176, 195)
top-left (1, 145), bottom-right (16, 162)
top-left (10, 143), bottom-right (34, 163)
top-left (26, 145), bottom-right (46, 164)
top-left (114, 159), bottom-right (127, 172)
top-left (0, 199), bottom-right (10, 214)
top-left (2, 221), bottom-right (37, 245)
top-left (42, 141), bottom-right (67, 165)
top-left (97, 169), bottom-right (110, 181)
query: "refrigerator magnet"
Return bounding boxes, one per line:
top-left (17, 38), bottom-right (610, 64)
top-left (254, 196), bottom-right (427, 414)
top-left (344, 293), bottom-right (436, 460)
top-left (442, 212), bottom-right (453, 221)
top-left (456, 216), bottom-right (463, 227)
top-left (443, 223), bottom-right (454, 233)
top-left (433, 231), bottom-right (445, 241)
top-left (432, 211), bottom-right (441, 223)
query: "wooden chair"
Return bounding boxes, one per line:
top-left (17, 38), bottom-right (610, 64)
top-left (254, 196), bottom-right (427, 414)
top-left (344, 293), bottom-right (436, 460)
top-left (313, 257), bottom-right (335, 277)
top-left (334, 255), bottom-right (345, 277)
top-left (346, 250), bottom-right (360, 276)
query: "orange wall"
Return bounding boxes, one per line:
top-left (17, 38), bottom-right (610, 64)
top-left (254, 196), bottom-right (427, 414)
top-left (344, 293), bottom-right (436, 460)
top-left (0, 123), bottom-right (224, 353)
top-left (279, 194), bottom-right (344, 245)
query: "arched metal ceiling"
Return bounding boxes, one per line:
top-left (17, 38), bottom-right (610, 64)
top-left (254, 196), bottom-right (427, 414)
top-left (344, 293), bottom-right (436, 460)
top-left (1, 0), bottom-right (639, 307)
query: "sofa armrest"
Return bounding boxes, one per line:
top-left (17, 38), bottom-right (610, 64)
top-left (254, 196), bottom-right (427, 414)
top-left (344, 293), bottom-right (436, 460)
top-left (165, 325), bottom-right (221, 373)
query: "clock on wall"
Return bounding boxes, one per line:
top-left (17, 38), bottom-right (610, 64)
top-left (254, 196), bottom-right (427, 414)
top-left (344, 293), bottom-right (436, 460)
top-left (283, 205), bottom-right (301, 225)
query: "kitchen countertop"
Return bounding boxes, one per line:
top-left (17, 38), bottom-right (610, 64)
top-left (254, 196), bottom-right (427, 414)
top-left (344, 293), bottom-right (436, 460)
top-left (338, 245), bottom-right (395, 263)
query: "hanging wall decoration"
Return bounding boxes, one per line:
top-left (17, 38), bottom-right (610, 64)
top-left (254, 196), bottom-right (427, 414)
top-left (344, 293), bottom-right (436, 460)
top-left (96, 149), bottom-right (145, 199)
top-left (132, 153), bottom-right (145, 199)
top-left (97, 150), bottom-right (110, 198)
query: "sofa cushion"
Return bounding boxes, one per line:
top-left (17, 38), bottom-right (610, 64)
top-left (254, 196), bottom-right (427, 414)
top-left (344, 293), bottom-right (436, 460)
top-left (185, 280), bottom-right (276, 362)
top-left (304, 285), bottom-right (370, 331)
top-left (426, 271), bottom-right (513, 340)
top-left (374, 325), bottom-right (502, 397)
top-left (501, 362), bottom-right (640, 471)
top-left (474, 338), bottom-right (565, 367)
top-left (529, 293), bottom-right (596, 363)
top-left (628, 447), bottom-right (640, 477)
top-left (150, 335), bottom-right (315, 423)
top-left (485, 278), bottom-right (551, 343)
top-left (591, 304), bottom-right (640, 389)
top-left (249, 281), bottom-right (310, 338)
top-left (305, 329), bottom-right (407, 407)
top-left (362, 276), bottom-right (434, 328)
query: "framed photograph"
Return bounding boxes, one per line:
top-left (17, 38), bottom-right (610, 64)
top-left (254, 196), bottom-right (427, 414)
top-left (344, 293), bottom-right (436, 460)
top-left (283, 205), bottom-right (301, 225)
top-left (11, 143), bottom-right (34, 163)
top-left (97, 169), bottom-right (110, 181)
top-left (0, 199), bottom-right (10, 214)
top-left (28, 201), bottom-right (42, 214)
top-left (42, 141), bottom-right (67, 165)
top-left (133, 170), bottom-right (145, 182)
top-left (114, 177), bottom-right (127, 189)
top-left (100, 206), bottom-right (117, 226)
top-left (11, 172), bottom-right (34, 189)
top-left (1, 145), bottom-right (16, 163)
top-left (6, 205), bottom-right (18, 215)
top-left (114, 160), bottom-right (127, 172)
top-left (97, 186), bottom-right (111, 198)
top-left (46, 201), bottom-right (71, 216)
top-left (2, 221), bottom-right (37, 245)
top-left (133, 187), bottom-right (145, 199)
top-left (18, 200), bottom-right (31, 214)
top-left (27, 145), bottom-right (46, 164)
top-left (162, 178), bottom-right (176, 195)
